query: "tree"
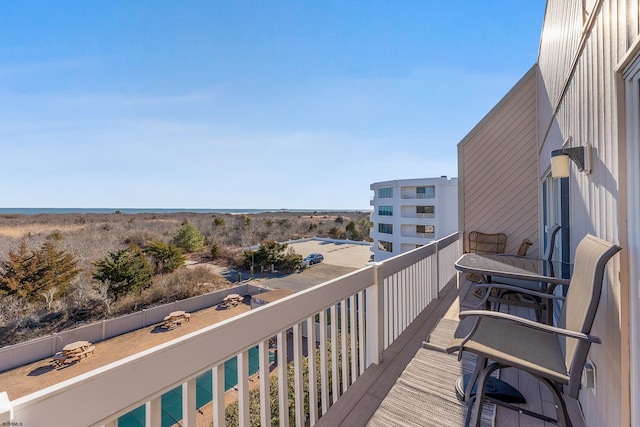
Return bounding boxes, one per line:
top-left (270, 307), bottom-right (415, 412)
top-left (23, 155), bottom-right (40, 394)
top-left (93, 245), bottom-right (153, 300)
top-left (173, 221), bottom-right (205, 253)
top-left (345, 221), bottom-right (357, 240)
top-left (143, 241), bottom-right (185, 274)
top-left (0, 240), bottom-right (79, 302)
top-left (243, 240), bottom-right (302, 272)
top-left (327, 227), bottom-right (345, 240)
top-left (210, 242), bottom-right (221, 259)
top-left (358, 217), bottom-right (372, 239)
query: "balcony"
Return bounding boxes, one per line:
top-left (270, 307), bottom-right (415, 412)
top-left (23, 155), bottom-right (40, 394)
top-left (0, 232), bottom-right (556, 426)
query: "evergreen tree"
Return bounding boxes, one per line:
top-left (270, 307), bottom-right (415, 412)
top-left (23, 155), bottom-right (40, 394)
top-left (143, 241), bottom-right (185, 274)
top-left (173, 221), bottom-right (205, 253)
top-left (0, 240), bottom-right (79, 302)
top-left (345, 220), bottom-right (358, 239)
top-left (93, 245), bottom-right (153, 300)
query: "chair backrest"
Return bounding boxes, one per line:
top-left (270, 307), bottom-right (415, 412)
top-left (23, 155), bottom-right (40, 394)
top-left (516, 239), bottom-right (533, 256)
top-left (467, 231), bottom-right (507, 254)
top-left (542, 224), bottom-right (562, 277)
top-left (557, 234), bottom-right (621, 397)
top-left (544, 224), bottom-right (562, 261)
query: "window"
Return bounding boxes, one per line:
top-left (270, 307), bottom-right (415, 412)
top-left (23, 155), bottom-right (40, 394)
top-left (378, 241), bottom-right (393, 252)
top-left (378, 206), bottom-right (393, 216)
top-left (417, 225), bottom-right (434, 236)
top-left (416, 205), bottom-right (435, 217)
top-left (416, 186), bottom-right (435, 198)
top-left (378, 223), bottom-right (393, 234)
top-left (378, 187), bottom-right (393, 198)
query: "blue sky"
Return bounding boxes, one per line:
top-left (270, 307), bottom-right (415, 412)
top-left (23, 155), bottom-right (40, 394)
top-left (0, 1), bottom-right (545, 210)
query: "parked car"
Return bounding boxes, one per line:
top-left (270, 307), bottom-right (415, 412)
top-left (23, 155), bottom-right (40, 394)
top-left (303, 253), bottom-right (324, 266)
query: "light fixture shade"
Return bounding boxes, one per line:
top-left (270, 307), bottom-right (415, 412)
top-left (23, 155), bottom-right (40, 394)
top-left (550, 143), bottom-right (591, 178)
top-left (551, 153), bottom-right (570, 178)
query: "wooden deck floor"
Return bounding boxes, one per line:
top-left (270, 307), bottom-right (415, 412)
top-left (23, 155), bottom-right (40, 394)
top-left (316, 275), bottom-right (585, 427)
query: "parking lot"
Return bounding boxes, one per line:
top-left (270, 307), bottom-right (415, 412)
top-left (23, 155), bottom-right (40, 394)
top-left (252, 240), bottom-right (373, 292)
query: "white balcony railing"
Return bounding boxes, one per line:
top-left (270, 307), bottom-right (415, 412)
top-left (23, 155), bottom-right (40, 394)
top-left (0, 232), bottom-right (462, 427)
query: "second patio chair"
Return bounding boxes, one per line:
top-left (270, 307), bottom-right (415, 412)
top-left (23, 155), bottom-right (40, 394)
top-left (476, 224), bottom-right (562, 323)
top-left (465, 231), bottom-right (507, 282)
top-left (447, 233), bottom-right (621, 427)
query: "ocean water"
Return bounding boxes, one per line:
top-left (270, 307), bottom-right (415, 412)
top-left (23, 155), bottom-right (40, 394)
top-left (0, 208), bottom-right (356, 215)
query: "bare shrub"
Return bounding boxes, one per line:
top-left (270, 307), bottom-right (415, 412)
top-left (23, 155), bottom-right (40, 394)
top-left (0, 210), bottom-right (371, 343)
top-left (123, 230), bottom-right (162, 247)
top-left (153, 266), bottom-right (228, 302)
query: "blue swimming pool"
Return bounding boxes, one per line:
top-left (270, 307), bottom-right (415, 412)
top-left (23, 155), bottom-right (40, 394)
top-left (118, 346), bottom-right (271, 426)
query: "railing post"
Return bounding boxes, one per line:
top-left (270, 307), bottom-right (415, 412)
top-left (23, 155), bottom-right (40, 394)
top-left (366, 262), bottom-right (384, 367)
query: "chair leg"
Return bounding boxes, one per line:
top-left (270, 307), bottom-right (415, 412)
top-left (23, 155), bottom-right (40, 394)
top-left (469, 362), bottom-right (501, 427)
top-left (465, 356), bottom-right (488, 402)
top-left (541, 378), bottom-right (572, 427)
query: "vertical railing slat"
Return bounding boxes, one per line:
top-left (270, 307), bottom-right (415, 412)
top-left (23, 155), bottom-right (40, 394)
top-left (331, 304), bottom-right (339, 403)
top-left (357, 291), bottom-right (366, 375)
top-left (383, 279), bottom-right (389, 349)
top-left (182, 378), bottom-right (196, 427)
top-left (213, 365), bottom-right (225, 427)
top-left (259, 340), bottom-right (271, 427)
top-left (238, 350), bottom-right (250, 426)
top-left (340, 300), bottom-right (349, 391)
top-left (293, 323), bottom-right (304, 427)
top-left (146, 396), bottom-right (161, 427)
top-left (307, 317), bottom-right (318, 425)
top-left (277, 331), bottom-right (290, 427)
top-left (349, 295), bottom-right (357, 384)
top-left (393, 275), bottom-right (399, 342)
top-left (319, 310), bottom-right (329, 414)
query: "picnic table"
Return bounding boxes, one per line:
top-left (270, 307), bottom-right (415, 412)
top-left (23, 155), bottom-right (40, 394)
top-left (163, 310), bottom-right (191, 328)
top-left (222, 293), bottom-right (243, 308)
top-left (52, 340), bottom-right (95, 367)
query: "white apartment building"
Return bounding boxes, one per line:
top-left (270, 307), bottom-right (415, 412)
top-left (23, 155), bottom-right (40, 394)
top-left (369, 176), bottom-right (458, 261)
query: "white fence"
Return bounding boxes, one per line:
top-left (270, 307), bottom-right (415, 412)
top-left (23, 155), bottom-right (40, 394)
top-left (1, 232), bottom-right (462, 427)
top-left (0, 284), bottom-right (257, 372)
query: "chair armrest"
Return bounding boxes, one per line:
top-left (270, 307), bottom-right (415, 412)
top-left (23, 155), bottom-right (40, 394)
top-left (475, 283), bottom-right (567, 301)
top-left (492, 276), bottom-right (571, 288)
top-left (459, 310), bottom-right (601, 343)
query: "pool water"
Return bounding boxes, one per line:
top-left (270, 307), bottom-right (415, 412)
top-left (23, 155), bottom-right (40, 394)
top-left (118, 346), bottom-right (273, 426)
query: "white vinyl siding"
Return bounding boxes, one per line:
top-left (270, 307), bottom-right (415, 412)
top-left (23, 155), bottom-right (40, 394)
top-left (537, 1), bottom-right (639, 425)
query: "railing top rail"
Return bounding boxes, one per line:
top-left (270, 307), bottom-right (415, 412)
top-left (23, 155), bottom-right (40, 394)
top-left (379, 232), bottom-right (460, 275)
top-left (5, 233), bottom-right (463, 426)
top-left (9, 266), bottom-right (377, 426)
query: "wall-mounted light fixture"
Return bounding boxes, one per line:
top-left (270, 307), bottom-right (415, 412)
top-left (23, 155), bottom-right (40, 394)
top-left (551, 137), bottom-right (592, 178)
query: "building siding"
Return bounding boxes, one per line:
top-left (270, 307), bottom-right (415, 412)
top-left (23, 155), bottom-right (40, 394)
top-left (537, 1), bottom-right (640, 425)
top-left (459, 67), bottom-right (539, 256)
